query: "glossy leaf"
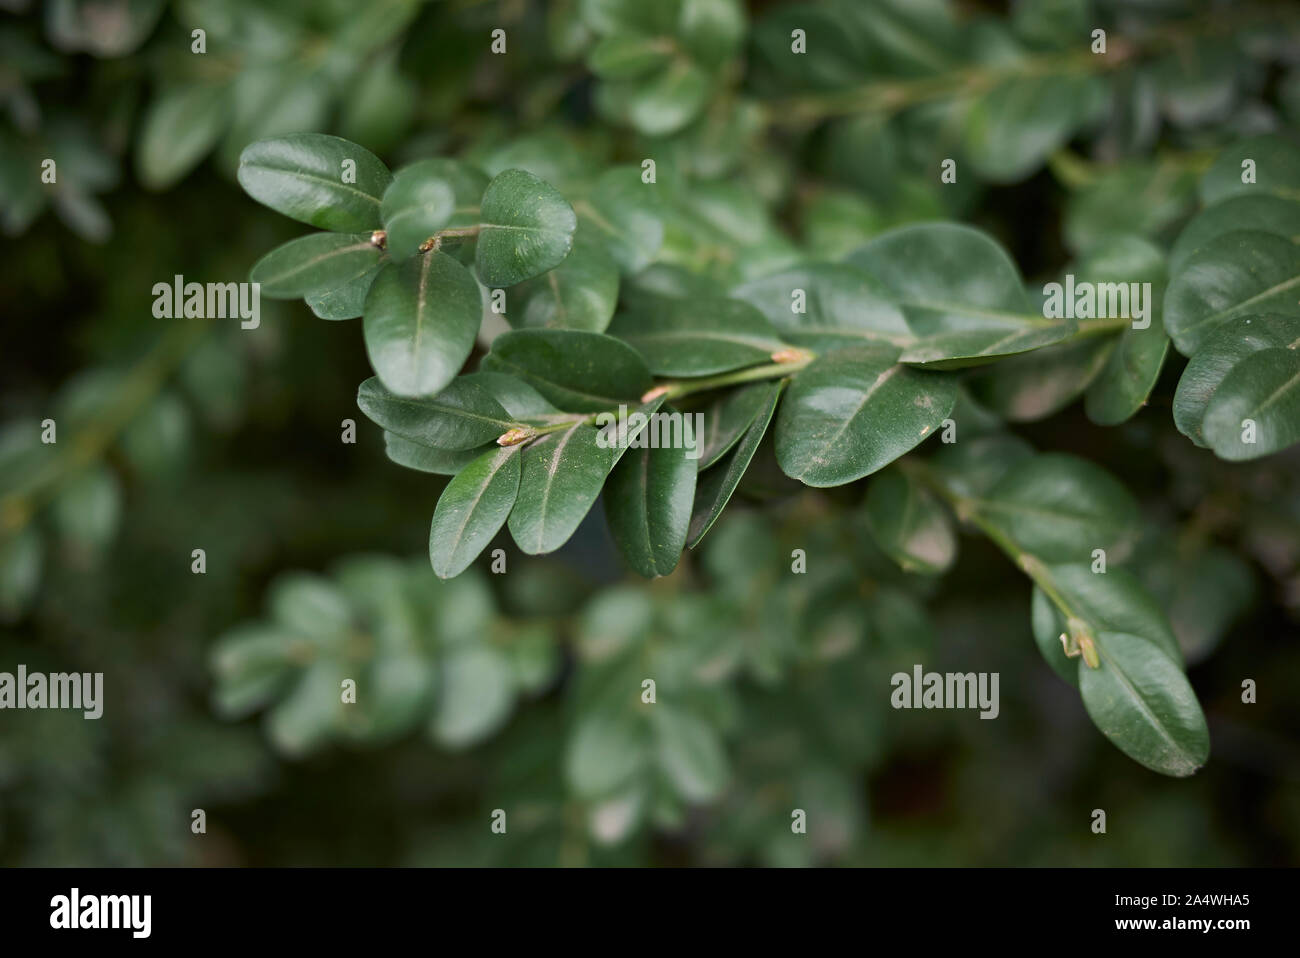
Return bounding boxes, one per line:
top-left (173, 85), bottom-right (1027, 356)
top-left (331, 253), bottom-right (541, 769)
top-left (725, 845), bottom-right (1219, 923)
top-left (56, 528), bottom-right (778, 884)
top-left (974, 454), bottom-right (1139, 562)
top-left (1079, 632), bottom-right (1210, 777)
top-left (687, 380), bottom-right (782, 548)
top-left (1202, 345), bottom-right (1300, 460)
top-left (362, 252), bottom-right (481, 397)
top-left (429, 444), bottom-right (523, 578)
top-left (1034, 563), bottom-right (1183, 667)
top-left (305, 261), bottom-right (384, 320)
top-left (696, 381), bottom-right (776, 469)
top-left (380, 160), bottom-right (456, 261)
top-left (357, 376), bottom-right (516, 450)
top-left (238, 133), bottom-right (392, 231)
top-left (251, 232), bottom-right (383, 299)
top-left (1164, 230), bottom-right (1300, 356)
top-left (609, 297), bottom-right (786, 376)
top-left (848, 224), bottom-right (1074, 367)
top-left (1169, 195), bottom-right (1300, 274)
top-left (481, 329), bottom-right (653, 411)
top-left (774, 347), bottom-right (958, 487)
top-left (604, 431), bottom-right (698, 577)
top-left (1172, 314), bottom-right (1300, 446)
top-left (476, 168), bottom-right (577, 286)
top-left (384, 432), bottom-right (487, 475)
top-left (509, 229), bottom-right (619, 332)
top-left (508, 399), bottom-right (660, 555)
top-left (731, 262), bottom-right (913, 353)
top-left (1199, 133), bottom-right (1300, 205)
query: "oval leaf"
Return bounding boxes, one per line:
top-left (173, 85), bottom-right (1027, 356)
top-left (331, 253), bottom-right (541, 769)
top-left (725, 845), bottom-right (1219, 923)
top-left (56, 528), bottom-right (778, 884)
top-left (774, 347), bottom-right (958, 487)
top-left (605, 433), bottom-right (698, 577)
top-left (363, 252), bottom-right (481, 397)
top-left (1079, 632), bottom-right (1210, 777)
top-left (238, 133), bottom-right (392, 231)
top-left (477, 168), bottom-right (577, 286)
top-left (610, 297), bottom-right (787, 376)
top-left (481, 329), bottom-right (653, 411)
top-left (250, 232), bottom-right (383, 299)
top-left (357, 376), bottom-right (516, 450)
top-left (429, 444), bottom-right (523, 578)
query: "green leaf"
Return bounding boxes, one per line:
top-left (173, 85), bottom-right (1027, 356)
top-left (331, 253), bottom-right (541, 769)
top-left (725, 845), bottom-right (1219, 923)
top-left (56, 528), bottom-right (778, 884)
top-left (429, 645), bottom-right (515, 748)
top-left (476, 168), bottom-right (577, 286)
top-left (384, 432), bottom-right (488, 475)
top-left (251, 232), bottom-right (384, 299)
top-left (1030, 587), bottom-right (1078, 686)
top-left (508, 399), bottom-right (660, 554)
top-left (774, 347), bottom-right (958, 487)
top-left (1079, 632), bottom-right (1209, 777)
top-left (596, 60), bottom-right (712, 136)
top-left (975, 454), bottom-right (1139, 562)
top-left (304, 261), bottom-right (385, 320)
top-left (1071, 235), bottom-right (1171, 426)
top-left (588, 33), bottom-right (674, 78)
top-left (268, 572), bottom-right (353, 640)
top-left (566, 708), bottom-right (652, 799)
top-left (1169, 196), bottom-right (1300, 274)
top-left (237, 133), bottom-right (392, 231)
top-left (687, 380), bottom-right (782, 548)
top-left (509, 229), bottom-right (619, 331)
top-left (864, 470), bottom-right (956, 574)
top-left (357, 376), bottom-right (516, 450)
top-left (696, 381), bottom-right (776, 469)
top-left (604, 431), bottom-right (698, 577)
top-left (929, 433), bottom-right (1035, 499)
top-left (1084, 319), bottom-right (1169, 426)
top-left (429, 445), bottom-right (523, 578)
top-left (1199, 133), bottom-right (1300, 205)
top-left (481, 329), bottom-right (653, 411)
top-left (1035, 563), bottom-right (1183, 667)
top-left (1172, 314), bottom-right (1300, 446)
top-left (967, 336), bottom-right (1114, 422)
top-left (653, 705), bottom-right (729, 802)
top-left (50, 465), bottom-right (121, 553)
top-left (266, 659), bottom-right (347, 757)
top-left (380, 160), bottom-right (456, 261)
top-left (0, 526), bottom-right (42, 622)
top-left (964, 72), bottom-right (1106, 183)
top-left (609, 297), bottom-right (786, 375)
top-left (457, 371), bottom-right (562, 417)
top-left (582, 165), bottom-right (664, 274)
top-left (1164, 231), bottom-right (1300, 356)
top-left (1202, 345), bottom-right (1300, 460)
top-left (120, 392), bottom-right (190, 477)
top-left (210, 624), bottom-right (296, 719)
top-left (136, 83), bottom-right (229, 190)
top-left (1064, 162), bottom-right (1197, 255)
top-left (731, 262), bottom-right (913, 353)
top-left (848, 223), bottom-right (1074, 367)
top-left (363, 252), bottom-right (481, 397)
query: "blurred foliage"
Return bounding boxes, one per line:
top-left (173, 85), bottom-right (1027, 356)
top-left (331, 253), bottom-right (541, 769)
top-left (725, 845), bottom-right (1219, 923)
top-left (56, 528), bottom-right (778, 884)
top-left (1, 0), bottom-right (1298, 865)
